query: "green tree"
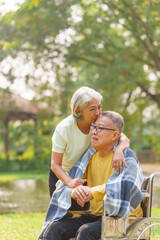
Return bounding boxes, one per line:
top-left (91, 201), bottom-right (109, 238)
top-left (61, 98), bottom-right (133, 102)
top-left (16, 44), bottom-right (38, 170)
top-left (0, 0), bottom-right (160, 109)
top-left (0, 0), bottom-right (160, 154)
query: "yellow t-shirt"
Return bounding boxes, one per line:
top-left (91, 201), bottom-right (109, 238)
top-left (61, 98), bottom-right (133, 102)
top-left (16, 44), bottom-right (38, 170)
top-left (83, 151), bottom-right (143, 217)
top-left (83, 151), bottom-right (114, 215)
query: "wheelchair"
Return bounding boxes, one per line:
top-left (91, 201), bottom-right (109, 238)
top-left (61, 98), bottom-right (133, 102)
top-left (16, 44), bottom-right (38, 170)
top-left (101, 172), bottom-right (160, 239)
top-left (70, 172), bottom-right (160, 240)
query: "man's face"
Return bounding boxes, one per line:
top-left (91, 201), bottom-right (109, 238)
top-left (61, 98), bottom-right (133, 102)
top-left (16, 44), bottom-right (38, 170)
top-left (91, 115), bottom-right (118, 150)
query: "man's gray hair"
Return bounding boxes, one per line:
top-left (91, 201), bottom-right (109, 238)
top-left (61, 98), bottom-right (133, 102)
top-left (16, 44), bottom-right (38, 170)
top-left (101, 111), bottom-right (124, 134)
top-left (70, 86), bottom-right (102, 120)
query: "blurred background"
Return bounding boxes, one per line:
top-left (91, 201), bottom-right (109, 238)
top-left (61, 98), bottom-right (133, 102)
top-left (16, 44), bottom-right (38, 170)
top-left (0, 1), bottom-right (160, 238)
top-left (0, 0), bottom-right (160, 170)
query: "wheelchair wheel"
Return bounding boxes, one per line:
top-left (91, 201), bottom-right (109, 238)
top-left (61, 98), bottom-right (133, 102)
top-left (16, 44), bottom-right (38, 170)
top-left (128, 217), bottom-right (160, 240)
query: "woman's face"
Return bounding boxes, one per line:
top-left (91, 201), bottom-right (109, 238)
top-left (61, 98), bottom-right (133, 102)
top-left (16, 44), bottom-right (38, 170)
top-left (80, 99), bottom-right (102, 124)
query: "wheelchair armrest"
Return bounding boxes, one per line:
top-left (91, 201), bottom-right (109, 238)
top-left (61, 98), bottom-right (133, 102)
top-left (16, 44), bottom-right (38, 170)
top-left (68, 210), bottom-right (92, 215)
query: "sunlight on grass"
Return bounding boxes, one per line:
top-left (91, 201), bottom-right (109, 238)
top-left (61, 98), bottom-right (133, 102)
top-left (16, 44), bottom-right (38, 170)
top-left (0, 208), bottom-right (160, 240)
top-left (0, 212), bottom-right (46, 240)
top-left (151, 207), bottom-right (160, 217)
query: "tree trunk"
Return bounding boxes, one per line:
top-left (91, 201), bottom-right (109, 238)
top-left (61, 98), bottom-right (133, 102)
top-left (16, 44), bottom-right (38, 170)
top-left (4, 119), bottom-right (9, 160)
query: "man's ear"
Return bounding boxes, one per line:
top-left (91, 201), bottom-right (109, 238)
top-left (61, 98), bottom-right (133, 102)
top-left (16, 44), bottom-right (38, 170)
top-left (112, 131), bottom-right (119, 141)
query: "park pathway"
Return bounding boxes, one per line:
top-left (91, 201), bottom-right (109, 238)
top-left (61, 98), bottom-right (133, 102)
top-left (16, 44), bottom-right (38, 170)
top-left (141, 163), bottom-right (160, 187)
top-left (141, 163), bottom-right (160, 175)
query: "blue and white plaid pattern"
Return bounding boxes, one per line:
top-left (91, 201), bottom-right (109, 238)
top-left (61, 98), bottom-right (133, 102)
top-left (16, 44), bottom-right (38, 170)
top-left (39, 147), bottom-right (143, 239)
top-left (39, 147), bottom-right (96, 239)
top-left (105, 148), bottom-right (144, 219)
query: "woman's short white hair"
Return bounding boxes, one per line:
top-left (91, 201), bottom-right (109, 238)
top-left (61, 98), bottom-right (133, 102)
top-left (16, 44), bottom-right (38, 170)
top-left (70, 86), bottom-right (102, 120)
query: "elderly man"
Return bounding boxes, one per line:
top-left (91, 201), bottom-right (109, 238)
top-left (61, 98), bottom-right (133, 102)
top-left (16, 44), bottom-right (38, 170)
top-left (41, 111), bottom-right (143, 240)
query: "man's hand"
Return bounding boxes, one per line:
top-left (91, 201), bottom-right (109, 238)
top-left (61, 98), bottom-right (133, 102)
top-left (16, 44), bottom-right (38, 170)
top-left (72, 185), bottom-right (93, 207)
top-left (67, 178), bottom-right (87, 188)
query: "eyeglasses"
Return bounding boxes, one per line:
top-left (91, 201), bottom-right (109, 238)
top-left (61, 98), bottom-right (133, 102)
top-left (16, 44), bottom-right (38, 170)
top-left (90, 124), bottom-right (116, 133)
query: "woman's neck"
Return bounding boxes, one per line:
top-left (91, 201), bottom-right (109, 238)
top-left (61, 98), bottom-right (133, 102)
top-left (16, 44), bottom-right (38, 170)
top-left (76, 120), bottom-right (90, 134)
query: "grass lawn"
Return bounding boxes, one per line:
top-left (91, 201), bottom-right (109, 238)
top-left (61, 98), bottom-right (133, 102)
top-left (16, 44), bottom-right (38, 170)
top-left (151, 207), bottom-right (160, 218)
top-left (0, 170), bottom-right (48, 182)
top-left (0, 208), bottom-right (160, 240)
top-left (0, 212), bottom-right (46, 240)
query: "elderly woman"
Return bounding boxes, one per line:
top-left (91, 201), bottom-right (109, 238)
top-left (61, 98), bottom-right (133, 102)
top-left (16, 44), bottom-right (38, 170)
top-left (49, 87), bottom-right (129, 199)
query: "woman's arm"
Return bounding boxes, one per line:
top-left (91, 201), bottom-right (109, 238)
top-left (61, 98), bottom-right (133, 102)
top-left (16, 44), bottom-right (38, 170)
top-left (112, 133), bottom-right (130, 173)
top-left (51, 151), bottom-right (87, 188)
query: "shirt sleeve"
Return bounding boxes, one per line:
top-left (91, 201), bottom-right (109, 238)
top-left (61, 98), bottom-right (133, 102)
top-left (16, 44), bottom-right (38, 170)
top-left (52, 125), bottom-right (67, 153)
top-left (91, 184), bottom-right (106, 202)
top-left (83, 166), bottom-right (88, 179)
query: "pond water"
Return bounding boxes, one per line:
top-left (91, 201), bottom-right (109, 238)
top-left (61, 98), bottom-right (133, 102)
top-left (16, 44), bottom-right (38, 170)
top-left (0, 179), bottom-right (50, 214)
top-left (0, 177), bottom-right (160, 214)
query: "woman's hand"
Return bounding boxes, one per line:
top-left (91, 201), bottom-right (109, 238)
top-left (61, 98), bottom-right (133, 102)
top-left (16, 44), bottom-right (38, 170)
top-left (67, 178), bottom-right (87, 188)
top-left (112, 148), bottom-right (127, 173)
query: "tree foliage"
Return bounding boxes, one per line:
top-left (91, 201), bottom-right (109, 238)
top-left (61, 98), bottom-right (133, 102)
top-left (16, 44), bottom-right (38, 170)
top-left (0, 0), bottom-right (160, 153)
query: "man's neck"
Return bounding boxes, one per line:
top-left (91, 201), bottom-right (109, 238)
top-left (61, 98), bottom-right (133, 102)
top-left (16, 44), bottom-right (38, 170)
top-left (98, 145), bottom-right (115, 159)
